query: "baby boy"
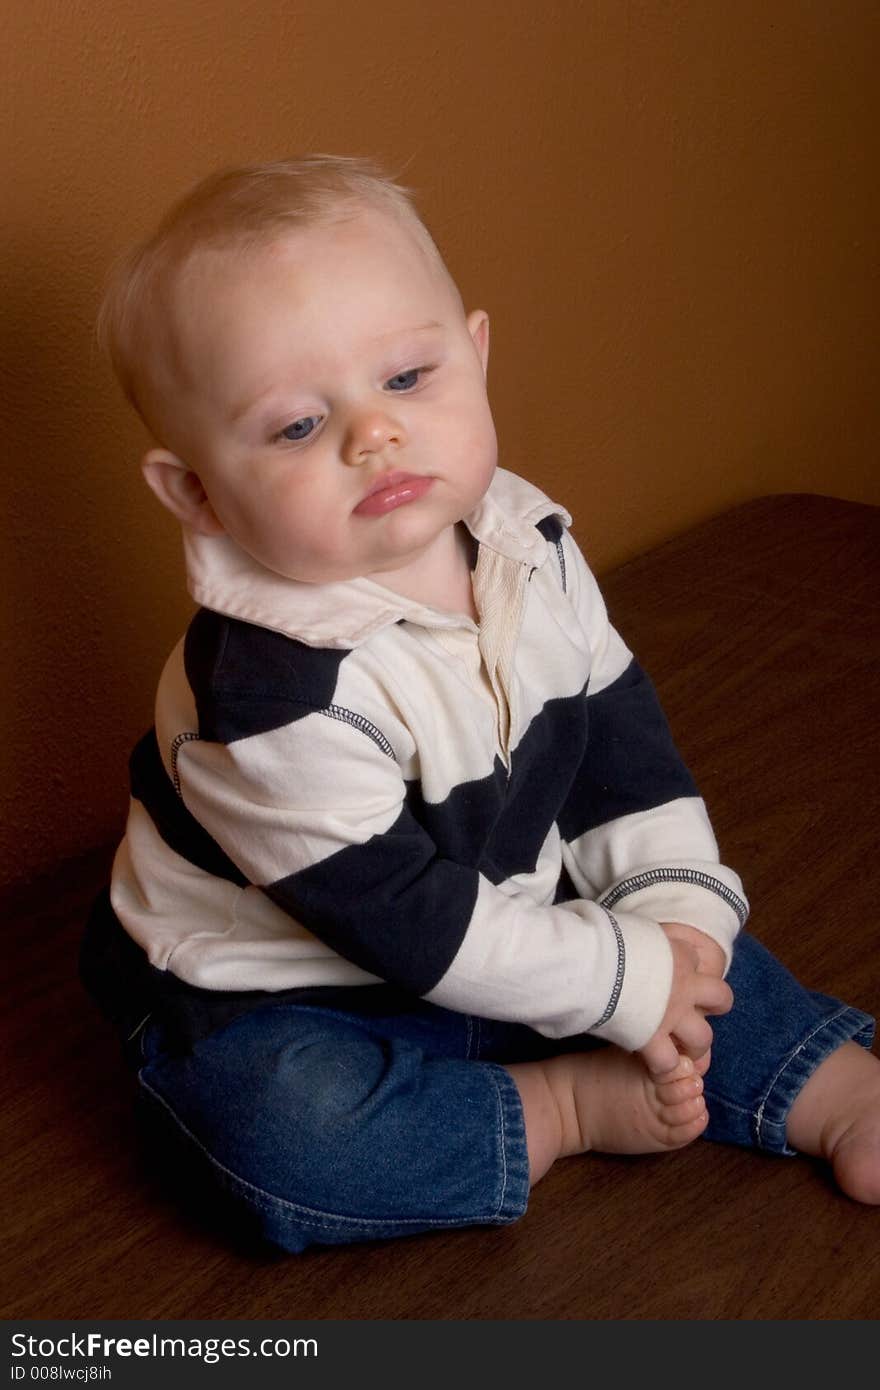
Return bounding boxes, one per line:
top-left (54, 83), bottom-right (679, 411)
top-left (80, 155), bottom-right (880, 1252)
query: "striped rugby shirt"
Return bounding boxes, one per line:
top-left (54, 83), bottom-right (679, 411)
top-left (110, 468), bottom-right (748, 1051)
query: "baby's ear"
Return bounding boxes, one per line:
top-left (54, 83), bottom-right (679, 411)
top-left (141, 449), bottom-right (225, 536)
top-left (467, 310), bottom-right (490, 377)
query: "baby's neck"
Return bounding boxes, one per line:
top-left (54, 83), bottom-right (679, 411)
top-left (371, 523), bottom-right (478, 622)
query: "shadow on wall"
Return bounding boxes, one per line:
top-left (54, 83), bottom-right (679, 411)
top-left (0, 227), bottom-right (192, 886)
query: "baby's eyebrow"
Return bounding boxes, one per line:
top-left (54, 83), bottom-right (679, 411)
top-left (370, 320), bottom-right (444, 343)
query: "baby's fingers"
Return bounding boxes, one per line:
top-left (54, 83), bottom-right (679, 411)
top-left (640, 1033), bottom-right (683, 1077)
top-left (699, 976), bottom-right (734, 1017)
top-left (671, 1011), bottom-right (715, 1062)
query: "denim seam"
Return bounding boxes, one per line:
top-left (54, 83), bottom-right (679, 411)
top-left (492, 1068), bottom-right (509, 1217)
top-left (482, 1063), bottom-right (530, 1220)
top-left (702, 1004), bottom-right (875, 1155)
top-left (138, 1066), bottom-right (526, 1234)
top-left (754, 1006), bottom-right (857, 1152)
top-left (127, 1013), bottom-right (152, 1047)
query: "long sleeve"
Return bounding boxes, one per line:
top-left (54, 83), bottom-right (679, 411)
top-left (554, 528), bottom-right (748, 965)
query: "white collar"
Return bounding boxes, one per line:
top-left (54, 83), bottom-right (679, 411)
top-left (183, 467), bottom-right (570, 649)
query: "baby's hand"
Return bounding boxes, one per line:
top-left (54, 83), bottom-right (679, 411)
top-left (660, 921), bottom-right (727, 978)
top-left (640, 936), bottom-right (733, 1077)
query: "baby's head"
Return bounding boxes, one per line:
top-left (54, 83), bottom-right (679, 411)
top-left (98, 155), bottom-right (497, 587)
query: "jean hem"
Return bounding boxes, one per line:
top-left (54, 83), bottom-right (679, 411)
top-left (755, 1005), bottom-right (876, 1156)
top-left (138, 1051), bottom-right (530, 1251)
top-left (483, 1061), bottom-right (531, 1221)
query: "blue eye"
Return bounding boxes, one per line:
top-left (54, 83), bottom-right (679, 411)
top-left (280, 416), bottom-right (320, 442)
top-left (386, 368), bottom-right (421, 391)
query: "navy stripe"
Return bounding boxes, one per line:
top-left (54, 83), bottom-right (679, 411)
top-left (129, 728), bottom-right (248, 886)
top-left (558, 659), bottom-right (699, 840)
top-left (184, 609), bottom-right (347, 743)
top-left (402, 692), bottom-right (588, 880)
top-left (404, 761), bottom-right (510, 871)
top-left (482, 692), bottom-right (588, 879)
top-left (266, 805), bottom-right (480, 995)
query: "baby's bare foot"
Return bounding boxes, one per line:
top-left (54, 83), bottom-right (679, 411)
top-left (563, 1047), bottom-right (709, 1155)
top-left (786, 1042), bottom-right (880, 1204)
top-left (508, 1047), bottom-right (708, 1179)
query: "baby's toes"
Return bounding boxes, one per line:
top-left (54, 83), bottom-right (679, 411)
top-left (693, 1049), bottom-right (712, 1079)
top-left (655, 1069), bottom-right (704, 1109)
top-left (649, 1054), bottom-right (708, 1139)
top-left (656, 1091), bottom-right (709, 1139)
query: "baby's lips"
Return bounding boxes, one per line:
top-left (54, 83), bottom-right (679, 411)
top-left (353, 473), bottom-right (433, 516)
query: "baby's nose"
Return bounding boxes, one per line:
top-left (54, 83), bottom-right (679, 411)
top-left (342, 408), bottom-right (406, 464)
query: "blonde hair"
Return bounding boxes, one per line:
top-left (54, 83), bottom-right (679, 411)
top-left (97, 154), bottom-right (443, 426)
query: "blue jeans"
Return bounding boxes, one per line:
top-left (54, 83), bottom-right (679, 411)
top-left (81, 905), bottom-right (874, 1253)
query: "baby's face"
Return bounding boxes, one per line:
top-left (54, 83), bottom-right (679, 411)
top-left (152, 209), bottom-right (497, 587)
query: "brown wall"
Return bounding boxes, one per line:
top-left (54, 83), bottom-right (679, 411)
top-left (2, 1), bottom-right (878, 888)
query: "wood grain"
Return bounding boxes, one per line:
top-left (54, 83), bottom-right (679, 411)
top-left (2, 493), bottom-right (878, 1320)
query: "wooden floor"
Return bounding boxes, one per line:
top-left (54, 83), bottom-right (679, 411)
top-left (3, 493), bottom-right (879, 1320)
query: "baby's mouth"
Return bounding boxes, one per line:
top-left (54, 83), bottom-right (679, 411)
top-left (354, 472), bottom-right (434, 517)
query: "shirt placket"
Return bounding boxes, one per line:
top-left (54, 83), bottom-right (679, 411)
top-left (472, 546), bottom-right (529, 769)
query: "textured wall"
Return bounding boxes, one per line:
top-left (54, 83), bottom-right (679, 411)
top-left (2, 0), bottom-right (879, 887)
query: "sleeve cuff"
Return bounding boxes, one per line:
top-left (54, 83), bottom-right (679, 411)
top-left (598, 863), bottom-right (748, 974)
top-left (588, 910), bottom-right (674, 1051)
